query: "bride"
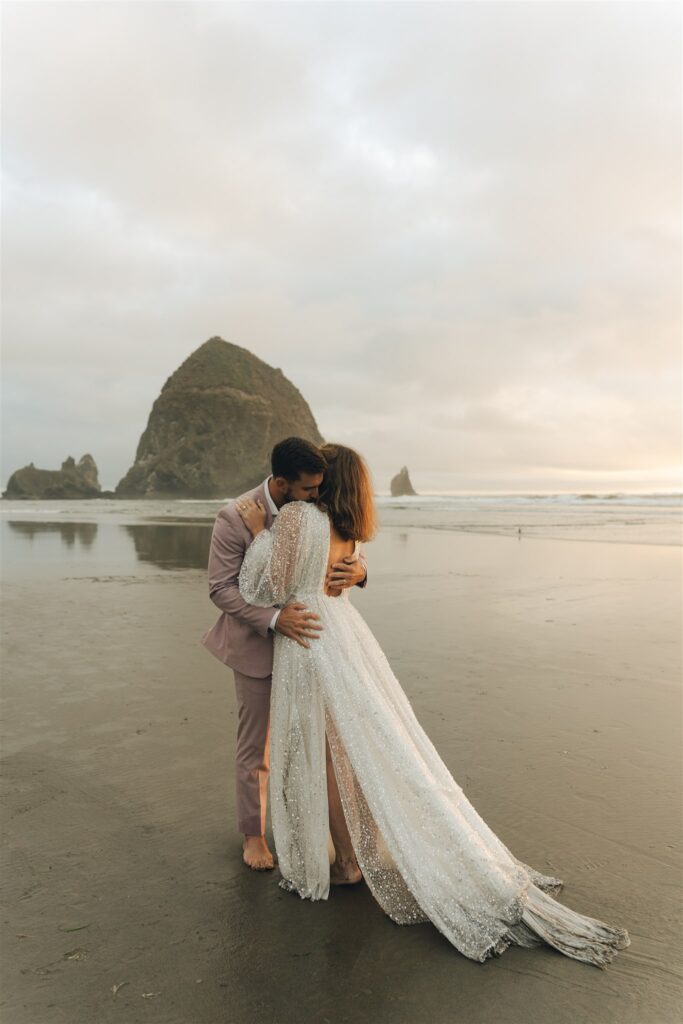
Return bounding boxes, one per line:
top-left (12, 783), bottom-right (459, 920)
top-left (235, 443), bottom-right (630, 968)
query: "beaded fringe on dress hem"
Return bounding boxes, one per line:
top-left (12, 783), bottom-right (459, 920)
top-left (278, 868), bottom-right (630, 969)
top-left (502, 882), bottom-right (631, 968)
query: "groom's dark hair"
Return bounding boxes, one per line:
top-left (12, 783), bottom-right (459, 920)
top-left (271, 437), bottom-right (326, 481)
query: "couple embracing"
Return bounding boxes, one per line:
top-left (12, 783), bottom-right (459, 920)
top-left (201, 437), bottom-right (630, 968)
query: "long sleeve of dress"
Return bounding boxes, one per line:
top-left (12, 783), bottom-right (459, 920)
top-left (238, 501), bottom-right (308, 608)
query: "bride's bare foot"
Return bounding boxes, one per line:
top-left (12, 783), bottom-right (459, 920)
top-left (242, 835), bottom-right (274, 871)
top-left (330, 856), bottom-right (363, 885)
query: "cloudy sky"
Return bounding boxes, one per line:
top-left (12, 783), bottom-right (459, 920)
top-left (2, 0), bottom-right (680, 493)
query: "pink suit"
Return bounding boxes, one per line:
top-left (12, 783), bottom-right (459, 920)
top-left (201, 479), bottom-right (368, 836)
top-left (201, 481), bottom-right (276, 836)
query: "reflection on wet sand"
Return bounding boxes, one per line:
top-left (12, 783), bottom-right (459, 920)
top-left (4, 520), bottom-right (213, 572)
top-left (7, 520), bottom-right (98, 548)
top-left (122, 523), bottom-right (212, 570)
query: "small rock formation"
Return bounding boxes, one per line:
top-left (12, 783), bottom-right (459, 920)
top-left (390, 466), bottom-right (417, 497)
top-left (3, 454), bottom-right (101, 499)
top-left (115, 336), bottom-right (324, 498)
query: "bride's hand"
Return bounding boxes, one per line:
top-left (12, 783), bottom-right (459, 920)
top-left (235, 497), bottom-right (267, 536)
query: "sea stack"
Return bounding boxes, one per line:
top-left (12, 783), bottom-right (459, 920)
top-left (390, 466), bottom-right (417, 497)
top-left (115, 336), bottom-right (323, 498)
top-left (2, 454), bottom-right (101, 499)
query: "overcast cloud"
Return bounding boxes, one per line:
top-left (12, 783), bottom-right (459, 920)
top-left (1, 0), bottom-right (680, 493)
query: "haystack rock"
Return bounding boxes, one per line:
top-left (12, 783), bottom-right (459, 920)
top-left (3, 454), bottom-right (101, 499)
top-left (115, 336), bottom-right (323, 499)
top-left (390, 466), bottom-right (417, 497)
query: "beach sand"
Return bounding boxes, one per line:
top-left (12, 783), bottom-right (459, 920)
top-left (1, 518), bottom-right (681, 1023)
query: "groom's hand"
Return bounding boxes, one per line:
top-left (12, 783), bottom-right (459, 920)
top-left (275, 603), bottom-right (323, 649)
top-left (326, 556), bottom-right (367, 594)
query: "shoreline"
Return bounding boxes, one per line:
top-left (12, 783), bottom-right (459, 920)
top-left (1, 493), bottom-right (680, 549)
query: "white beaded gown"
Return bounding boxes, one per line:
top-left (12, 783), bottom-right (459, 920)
top-left (238, 500), bottom-right (630, 968)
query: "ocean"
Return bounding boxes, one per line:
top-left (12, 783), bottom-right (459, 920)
top-left (1, 491), bottom-right (680, 549)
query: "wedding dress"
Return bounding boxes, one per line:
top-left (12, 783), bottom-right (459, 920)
top-left (238, 500), bottom-right (630, 968)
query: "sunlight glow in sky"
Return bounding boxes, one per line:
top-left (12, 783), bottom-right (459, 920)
top-left (1, 1), bottom-right (681, 493)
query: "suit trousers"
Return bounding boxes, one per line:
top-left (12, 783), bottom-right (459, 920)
top-left (233, 669), bottom-right (272, 836)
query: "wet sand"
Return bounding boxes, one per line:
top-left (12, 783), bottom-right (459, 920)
top-left (1, 521), bottom-right (681, 1023)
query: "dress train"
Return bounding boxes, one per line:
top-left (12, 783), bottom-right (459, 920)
top-left (238, 500), bottom-right (631, 968)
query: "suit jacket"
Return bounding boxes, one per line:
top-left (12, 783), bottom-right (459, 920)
top-left (200, 482), bottom-right (276, 678)
top-left (200, 482), bottom-right (368, 679)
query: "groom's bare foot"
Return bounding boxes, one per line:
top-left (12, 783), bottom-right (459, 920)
top-left (242, 835), bottom-right (274, 871)
top-left (330, 856), bottom-right (362, 885)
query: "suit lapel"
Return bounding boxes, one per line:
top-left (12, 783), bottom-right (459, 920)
top-left (257, 481), bottom-right (275, 530)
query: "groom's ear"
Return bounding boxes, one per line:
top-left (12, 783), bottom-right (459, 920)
top-left (271, 475), bottom-right (289, 500)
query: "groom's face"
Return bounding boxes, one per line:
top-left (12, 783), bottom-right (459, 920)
top-left (273, 471), bottom-right (324, 505)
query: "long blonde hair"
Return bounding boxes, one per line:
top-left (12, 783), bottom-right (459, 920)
top-left (317, 443), bottom-right (377, 543)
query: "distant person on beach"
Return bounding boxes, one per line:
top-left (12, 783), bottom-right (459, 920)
top-left (234, 442), bottom-right (630, 968)
top-left (200, 438), bottom-right (367, 870)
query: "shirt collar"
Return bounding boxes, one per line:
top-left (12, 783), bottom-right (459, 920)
top-left (262, 476), bottom-right (279, 516)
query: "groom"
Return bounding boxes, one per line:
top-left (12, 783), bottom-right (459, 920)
top-left (200, 437), bottom-right (368, 870)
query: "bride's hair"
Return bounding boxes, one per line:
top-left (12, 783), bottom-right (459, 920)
top-left (317, 443), bottom-right (377, 543)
